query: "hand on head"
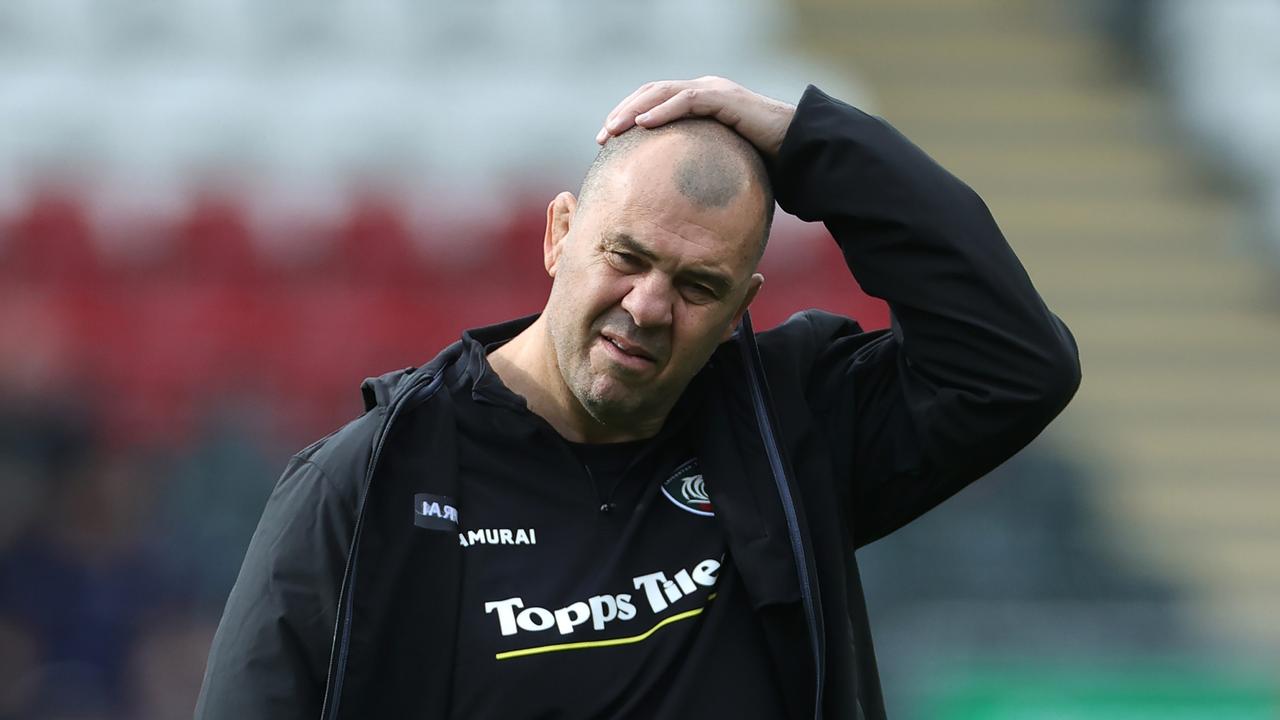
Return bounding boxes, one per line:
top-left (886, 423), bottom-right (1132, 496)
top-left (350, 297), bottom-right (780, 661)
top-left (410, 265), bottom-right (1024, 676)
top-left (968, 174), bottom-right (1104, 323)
top-left (595, 76), bottom-right (796, 160)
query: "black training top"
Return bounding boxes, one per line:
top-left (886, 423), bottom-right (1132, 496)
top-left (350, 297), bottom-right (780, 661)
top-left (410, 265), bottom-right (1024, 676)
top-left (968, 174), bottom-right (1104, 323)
top-left (194, 85), bottom-right (1082, 720)
top-left (443, 327), bottom-right (787, 719)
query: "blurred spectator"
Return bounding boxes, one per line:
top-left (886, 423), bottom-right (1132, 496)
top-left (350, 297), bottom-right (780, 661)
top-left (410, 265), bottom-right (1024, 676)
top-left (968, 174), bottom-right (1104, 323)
top-left (0, 403), bottom-right (165, 718)
top-left (127, 613), bottom-right (218, 720)
top-left (0, 617), bottom-right (39, 718)
top-left (145, 410), bottom-right (276, 613)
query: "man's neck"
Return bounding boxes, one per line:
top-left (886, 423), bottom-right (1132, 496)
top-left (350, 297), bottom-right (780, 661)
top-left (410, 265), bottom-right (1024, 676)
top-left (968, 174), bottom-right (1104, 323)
top-left (487, 317), bottom-right (664, 444)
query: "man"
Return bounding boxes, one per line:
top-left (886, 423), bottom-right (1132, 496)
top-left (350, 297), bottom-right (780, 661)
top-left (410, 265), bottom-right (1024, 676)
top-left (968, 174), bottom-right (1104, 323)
top-left (196, 76), bottom-right (1080, 719)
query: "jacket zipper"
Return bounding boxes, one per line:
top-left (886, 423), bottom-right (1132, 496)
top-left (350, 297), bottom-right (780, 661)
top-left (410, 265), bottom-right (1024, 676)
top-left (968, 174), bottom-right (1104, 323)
top-left (321, 371), bottom-right (445, 720)
top-left (737, 313), bottom-right (825, 720)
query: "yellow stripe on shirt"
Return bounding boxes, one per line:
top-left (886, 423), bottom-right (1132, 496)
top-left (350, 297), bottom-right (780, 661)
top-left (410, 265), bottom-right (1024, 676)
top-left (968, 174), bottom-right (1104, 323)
top-left (494, 593), bottom-right (718, 661)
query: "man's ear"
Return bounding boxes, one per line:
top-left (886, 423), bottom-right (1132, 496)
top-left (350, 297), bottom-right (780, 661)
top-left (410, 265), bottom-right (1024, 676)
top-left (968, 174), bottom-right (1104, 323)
top-left (722, 273), bottom-right (764, 342)
top-left (544, 191), bottom-right (577, 278)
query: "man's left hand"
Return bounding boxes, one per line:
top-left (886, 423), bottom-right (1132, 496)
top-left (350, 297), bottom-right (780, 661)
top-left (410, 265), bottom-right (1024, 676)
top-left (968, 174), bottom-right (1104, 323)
top-left (595, 76), bottom-right (796, 160)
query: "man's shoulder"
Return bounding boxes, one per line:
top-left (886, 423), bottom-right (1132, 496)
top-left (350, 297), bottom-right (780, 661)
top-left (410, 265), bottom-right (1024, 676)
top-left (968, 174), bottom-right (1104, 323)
top-left (754, 309), bottom-right (870, 373)
top-left (291, 340), bottom-right (468, 496)
top-left (292, 410), bottom-right (382, 482)
top-left (757, 309), bottom-right (865, 350)
top-left (746, 308), bottom-right (894, 406)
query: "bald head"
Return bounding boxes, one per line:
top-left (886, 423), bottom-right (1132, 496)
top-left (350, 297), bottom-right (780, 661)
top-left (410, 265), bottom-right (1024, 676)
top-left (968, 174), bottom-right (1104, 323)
top-left (577, 118), bottom-right (776, 258)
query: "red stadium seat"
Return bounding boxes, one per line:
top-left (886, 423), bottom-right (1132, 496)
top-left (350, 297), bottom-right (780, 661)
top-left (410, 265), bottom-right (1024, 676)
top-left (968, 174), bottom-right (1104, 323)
top-left (1, 189), bottom-right (100, 286)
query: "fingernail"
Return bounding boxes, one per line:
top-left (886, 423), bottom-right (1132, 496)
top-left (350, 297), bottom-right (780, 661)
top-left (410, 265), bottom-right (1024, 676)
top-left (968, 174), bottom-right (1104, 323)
top-left (635, 113), bottom-right (650, 123)
top-left (595, 128), bottom-right (607, 143)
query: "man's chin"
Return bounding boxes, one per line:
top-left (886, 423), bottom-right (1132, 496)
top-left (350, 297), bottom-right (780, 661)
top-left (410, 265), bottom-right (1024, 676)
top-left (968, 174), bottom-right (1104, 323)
top-left (578, 383), bottom-right (649, 426)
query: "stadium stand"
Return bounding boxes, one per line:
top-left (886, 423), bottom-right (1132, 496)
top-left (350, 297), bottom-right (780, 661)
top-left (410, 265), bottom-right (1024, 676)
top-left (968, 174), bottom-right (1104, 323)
top-left (793, 0), bottom-right (1280, 660)
top-left (1, 1), bottom-right (1276, 718)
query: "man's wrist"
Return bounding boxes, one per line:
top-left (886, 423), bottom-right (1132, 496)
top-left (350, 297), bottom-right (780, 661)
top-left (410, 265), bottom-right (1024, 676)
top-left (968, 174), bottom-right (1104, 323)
top-left (747, 92), bottom-right (797, 160)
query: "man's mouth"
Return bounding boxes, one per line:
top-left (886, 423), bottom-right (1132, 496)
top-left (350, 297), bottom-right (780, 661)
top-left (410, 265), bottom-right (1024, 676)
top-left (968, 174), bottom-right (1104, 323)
top-left (600, 332), bottom-right (658, 365)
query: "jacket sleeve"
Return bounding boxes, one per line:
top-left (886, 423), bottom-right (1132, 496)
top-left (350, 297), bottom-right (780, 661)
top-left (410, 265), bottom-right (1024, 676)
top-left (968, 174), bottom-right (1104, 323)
top-left (768, 85), bottom-right (1082, 548)
top-left (195, 454), bottom-right (356, 720)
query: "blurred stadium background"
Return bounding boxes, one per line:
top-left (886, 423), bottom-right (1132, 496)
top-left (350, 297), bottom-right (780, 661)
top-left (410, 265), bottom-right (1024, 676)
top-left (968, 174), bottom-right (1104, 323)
top-left (1, 0), bottom-right (1278, 717)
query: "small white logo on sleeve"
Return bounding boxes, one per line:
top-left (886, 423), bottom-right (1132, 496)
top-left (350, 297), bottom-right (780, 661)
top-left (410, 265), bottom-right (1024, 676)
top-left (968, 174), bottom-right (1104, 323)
top-left (413, 493), bottom-right (459, 531)
top-left (660, 459), bottom-right (713, 516)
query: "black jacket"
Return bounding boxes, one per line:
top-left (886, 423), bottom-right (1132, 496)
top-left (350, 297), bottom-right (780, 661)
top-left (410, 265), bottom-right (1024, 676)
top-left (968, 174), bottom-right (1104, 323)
top-left (196, 85), bottom-right (1081, 720)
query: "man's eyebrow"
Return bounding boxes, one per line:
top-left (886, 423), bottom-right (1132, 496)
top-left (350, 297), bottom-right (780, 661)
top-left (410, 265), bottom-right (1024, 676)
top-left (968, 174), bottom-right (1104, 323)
top-left (604, 232), bottom-right (734, 296)
top-left (603, 232), bottom-right (658, 262)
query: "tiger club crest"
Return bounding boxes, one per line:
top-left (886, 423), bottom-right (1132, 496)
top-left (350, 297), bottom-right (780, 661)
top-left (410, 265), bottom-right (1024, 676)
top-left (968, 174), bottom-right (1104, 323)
top-left (660, 459), bottom-right (713, 517)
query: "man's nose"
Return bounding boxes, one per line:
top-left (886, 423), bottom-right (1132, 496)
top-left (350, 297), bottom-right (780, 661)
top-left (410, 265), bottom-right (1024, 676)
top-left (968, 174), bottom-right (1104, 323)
top-left (620, 273), bottom-right (674, 329)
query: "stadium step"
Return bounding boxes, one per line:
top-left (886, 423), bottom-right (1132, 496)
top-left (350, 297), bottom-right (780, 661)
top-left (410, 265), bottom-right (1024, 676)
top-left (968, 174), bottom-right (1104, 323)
top-left (788, 0), bottom-right (1280, 650)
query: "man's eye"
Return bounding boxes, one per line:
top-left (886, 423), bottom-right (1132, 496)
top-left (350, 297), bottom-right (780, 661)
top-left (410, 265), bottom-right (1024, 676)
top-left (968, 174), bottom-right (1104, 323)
top-left (610, 251), bottom-right (640, 267)
top-left (682, 284), bottom-right (717, 303)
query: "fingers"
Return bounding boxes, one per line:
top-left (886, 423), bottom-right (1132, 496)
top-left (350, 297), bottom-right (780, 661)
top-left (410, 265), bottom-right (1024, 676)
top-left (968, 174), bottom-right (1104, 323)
top-left (633, 88), bottom-right (710, 128)
top-left (603, 82), bottom-right (663, 133)
top-left (596, 80), bottom-right (712, 144)
top-left (592, 76), bottom-right (794, 158)
top-left (596, 81), bottom-right (678, 144)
